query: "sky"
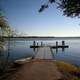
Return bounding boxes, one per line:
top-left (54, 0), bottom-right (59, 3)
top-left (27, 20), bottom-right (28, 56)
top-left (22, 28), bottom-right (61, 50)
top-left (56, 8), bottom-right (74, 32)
top-left (1, 0), bottom-right (80, 37)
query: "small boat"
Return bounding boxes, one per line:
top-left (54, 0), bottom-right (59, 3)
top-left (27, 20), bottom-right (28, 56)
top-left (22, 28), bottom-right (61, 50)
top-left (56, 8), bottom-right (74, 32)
top-left (14, 57), bottom-right (32, 65)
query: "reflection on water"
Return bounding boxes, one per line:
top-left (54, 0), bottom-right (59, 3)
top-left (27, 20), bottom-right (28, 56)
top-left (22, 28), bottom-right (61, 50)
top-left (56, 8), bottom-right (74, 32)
top-left (0, 38), bottom-right (80, 72)
top-left (0, 50), bottom-right (9, 72)
top-left (50, 47), bottom-right (66, 60)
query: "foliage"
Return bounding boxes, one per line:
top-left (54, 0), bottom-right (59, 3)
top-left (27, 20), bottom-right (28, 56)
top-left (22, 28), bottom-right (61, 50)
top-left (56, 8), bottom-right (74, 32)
top-left (39, 0), bottom-right (80, 18)
top-left (0, 16), bottom-right (12, 36)
top-left (0, 8), bottom-right (12, 50)
top-left (0, 7), bottom-right (13, 37)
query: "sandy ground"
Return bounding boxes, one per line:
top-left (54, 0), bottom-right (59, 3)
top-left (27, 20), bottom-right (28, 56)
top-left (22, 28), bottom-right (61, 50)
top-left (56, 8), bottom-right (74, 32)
top-left (2, 60), bottom-right (63, 80)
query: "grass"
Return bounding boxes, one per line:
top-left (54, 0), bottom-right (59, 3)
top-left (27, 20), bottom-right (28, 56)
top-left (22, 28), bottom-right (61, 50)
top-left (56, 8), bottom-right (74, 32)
top-left (54, 61), bottom-right (80, 80)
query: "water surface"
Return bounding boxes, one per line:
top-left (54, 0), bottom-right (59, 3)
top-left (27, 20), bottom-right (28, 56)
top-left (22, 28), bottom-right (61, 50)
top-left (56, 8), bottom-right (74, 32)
top-left (0, 38), bottom-right (80, 71)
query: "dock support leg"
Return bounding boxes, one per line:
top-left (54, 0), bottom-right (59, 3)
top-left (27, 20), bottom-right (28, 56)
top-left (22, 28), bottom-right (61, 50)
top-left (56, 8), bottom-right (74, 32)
top-left (41, 42), bottom-right (43, 47)
top-left (33, 41), bottom-right (36, 46)
top-left (62, 41), bottom-right (65, 46)
top-left (56, 41), bottom-right (58, 47)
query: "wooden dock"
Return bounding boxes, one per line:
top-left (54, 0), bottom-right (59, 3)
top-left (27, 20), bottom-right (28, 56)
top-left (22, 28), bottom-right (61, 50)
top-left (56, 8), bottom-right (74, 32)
top-left (51, 45), bottom-right (69, 48)
top-left (35, 47), bottom-right (53, 59)
top-left (30, 45), bottom-right (69, 48)
top-left (30, 41), bottom-right (69, 49)
top-left (31, 41), bottom-right (69, 59)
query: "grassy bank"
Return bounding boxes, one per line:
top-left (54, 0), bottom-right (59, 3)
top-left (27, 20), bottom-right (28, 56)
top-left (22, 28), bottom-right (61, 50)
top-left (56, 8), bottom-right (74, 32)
top-left (54, 61), bottom-right (80, 80)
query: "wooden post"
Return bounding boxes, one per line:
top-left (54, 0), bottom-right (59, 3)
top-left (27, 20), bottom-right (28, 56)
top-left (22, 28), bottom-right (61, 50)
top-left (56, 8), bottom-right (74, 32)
top-left (41, 42), bottom-right (43, 47)
top-left (56, 47), bottom-right (58, 53)
top-left (37, 43), bottom-right (38, 46)
top-left (62, 41), bottom-right (65, 46)
top-left (62, 48), bottom-right (65, 52)
top-left (56, 41), bottom-right (58, 52)
top-left (33, 41), bottom-right (36, 46)
top-left (56, 41), bottom-right (58, 47)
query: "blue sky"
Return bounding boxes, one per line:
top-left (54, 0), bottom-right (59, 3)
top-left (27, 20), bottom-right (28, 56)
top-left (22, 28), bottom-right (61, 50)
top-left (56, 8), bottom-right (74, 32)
top-left (1, 0), bottom-right (80, 37)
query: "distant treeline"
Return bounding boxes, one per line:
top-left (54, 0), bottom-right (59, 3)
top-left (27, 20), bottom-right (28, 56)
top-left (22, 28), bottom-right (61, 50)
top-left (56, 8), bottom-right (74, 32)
top-left (2, 36), bottom-right (80, 39)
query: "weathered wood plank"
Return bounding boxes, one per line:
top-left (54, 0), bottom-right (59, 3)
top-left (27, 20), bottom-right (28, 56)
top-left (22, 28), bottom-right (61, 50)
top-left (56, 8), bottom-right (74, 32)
top-left (35, 47), bottom-right (53, 59)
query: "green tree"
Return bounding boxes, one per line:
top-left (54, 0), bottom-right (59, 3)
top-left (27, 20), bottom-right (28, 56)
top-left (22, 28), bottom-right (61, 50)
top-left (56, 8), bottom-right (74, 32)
top-left (0, 15), bottom-right (12, 37)
top-left (0, 8), bottom-right (12, 50)
top-left (39, 0), bottom-right (80, 18)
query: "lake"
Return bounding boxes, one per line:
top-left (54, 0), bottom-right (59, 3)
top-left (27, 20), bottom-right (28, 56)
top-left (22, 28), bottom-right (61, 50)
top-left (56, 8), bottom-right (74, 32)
top-left (0, 38), bottom-right (80, 71)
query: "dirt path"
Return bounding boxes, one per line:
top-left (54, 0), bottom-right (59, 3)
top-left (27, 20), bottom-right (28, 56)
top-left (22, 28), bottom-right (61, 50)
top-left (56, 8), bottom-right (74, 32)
top-left (5, 60), bottom-right (62, 80)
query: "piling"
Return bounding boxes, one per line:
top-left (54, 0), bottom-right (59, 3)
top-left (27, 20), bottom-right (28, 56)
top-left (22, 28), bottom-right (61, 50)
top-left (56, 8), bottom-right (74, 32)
top-left (41, 42), bottom-right (43, 47)
top-left (33, 41), bottom-right (36, 46)
top-left (56, 41), bottom-right (58, 47)
top-left (37, 43), bottom-right (38, 46)
top-left (62, 41), bottom-right (65, 46)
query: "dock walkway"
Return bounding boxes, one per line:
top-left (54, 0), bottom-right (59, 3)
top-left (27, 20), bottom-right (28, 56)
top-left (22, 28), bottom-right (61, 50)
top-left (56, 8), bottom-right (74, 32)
top-left (35, 47), bottom-right (53, 59)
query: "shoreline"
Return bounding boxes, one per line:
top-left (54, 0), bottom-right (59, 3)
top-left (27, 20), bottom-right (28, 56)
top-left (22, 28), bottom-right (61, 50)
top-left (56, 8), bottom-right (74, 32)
top-left (0, 59), bottom-right (80, 80)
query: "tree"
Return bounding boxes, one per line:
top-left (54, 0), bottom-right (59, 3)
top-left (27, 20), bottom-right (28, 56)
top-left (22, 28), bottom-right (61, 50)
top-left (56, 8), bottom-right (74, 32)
top-left (39, 0), bottom-right (80, 18)
top-left (0, 16), bottom-right (12, 37)
top-left (0, 7), bottom-right (12, 50)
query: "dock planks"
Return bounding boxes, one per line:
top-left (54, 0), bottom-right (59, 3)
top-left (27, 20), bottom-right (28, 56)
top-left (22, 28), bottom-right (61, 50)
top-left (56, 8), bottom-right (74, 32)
top-left (35, 47), bottom-right (53, 59)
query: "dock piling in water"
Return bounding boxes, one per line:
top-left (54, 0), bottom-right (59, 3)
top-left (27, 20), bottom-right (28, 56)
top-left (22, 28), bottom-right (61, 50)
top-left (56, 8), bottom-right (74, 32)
top-left (33, 41), bottom-right (36, 46)
top-left (41, 42), bottom-right (43, 47)
top-left (56, 41), bottom-right (58, 47)
top-left (62, 41), bottom-right (65, 46)
top-left (37, 43), bottom-right (38, 46)
top-left (30, 41), bottom-right (69, 49)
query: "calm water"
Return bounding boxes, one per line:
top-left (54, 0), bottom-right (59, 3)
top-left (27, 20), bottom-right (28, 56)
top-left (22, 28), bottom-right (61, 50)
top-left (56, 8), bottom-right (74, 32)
top-left (0, 38), bottom-right (80, 71)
